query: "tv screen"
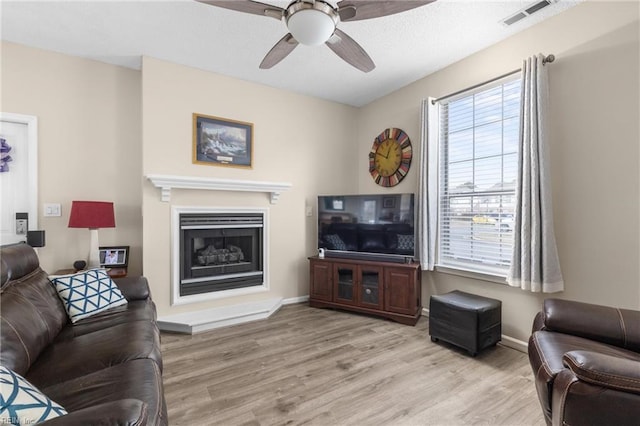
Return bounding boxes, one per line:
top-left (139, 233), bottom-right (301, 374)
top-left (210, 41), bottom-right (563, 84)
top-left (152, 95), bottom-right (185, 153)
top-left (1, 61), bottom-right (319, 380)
top-left (318, 193), bottom-right (415, 263)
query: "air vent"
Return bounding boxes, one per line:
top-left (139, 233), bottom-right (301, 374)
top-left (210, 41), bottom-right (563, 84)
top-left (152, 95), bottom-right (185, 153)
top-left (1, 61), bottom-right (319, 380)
top-left (502, 0), bottom-right (558, 26)
top-left (504, 12), bottom-right (527, 26)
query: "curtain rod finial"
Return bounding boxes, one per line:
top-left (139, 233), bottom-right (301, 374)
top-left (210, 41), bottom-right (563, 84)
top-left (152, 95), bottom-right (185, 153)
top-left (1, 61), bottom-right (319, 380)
top-left (544, 54), bottom-right (555, 64)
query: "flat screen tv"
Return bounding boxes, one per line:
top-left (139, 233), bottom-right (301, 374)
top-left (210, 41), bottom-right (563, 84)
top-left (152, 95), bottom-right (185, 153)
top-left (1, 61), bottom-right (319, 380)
top-left (317, 193), bottom-right (416, 263)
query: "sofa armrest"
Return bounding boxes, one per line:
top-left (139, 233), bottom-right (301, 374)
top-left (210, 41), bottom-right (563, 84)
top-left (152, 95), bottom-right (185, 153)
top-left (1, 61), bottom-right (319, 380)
top-left (531, 311), bottom-right (544, 332)
top-left (42, 399), bottom-right (148, 425)
top-left (114, 276), bottom-right (151, 301)
top-left (563, 350), bottom-right (640, 395)
top-left (541, 299), bottom-right (640, 351)
top-left (552, 367), bottom-right (640, 426)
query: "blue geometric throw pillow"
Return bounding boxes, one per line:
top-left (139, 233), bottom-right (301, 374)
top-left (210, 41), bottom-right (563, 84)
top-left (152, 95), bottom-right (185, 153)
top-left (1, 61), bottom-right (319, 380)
top-left (49, 268), bottom-right (127, 323)
top-left (0, 365), bottom-right (67, 424)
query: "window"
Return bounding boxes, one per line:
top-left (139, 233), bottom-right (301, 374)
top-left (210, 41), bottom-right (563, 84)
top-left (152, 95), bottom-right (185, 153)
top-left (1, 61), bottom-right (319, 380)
top-left (435, 76), bottom-right (521, 276)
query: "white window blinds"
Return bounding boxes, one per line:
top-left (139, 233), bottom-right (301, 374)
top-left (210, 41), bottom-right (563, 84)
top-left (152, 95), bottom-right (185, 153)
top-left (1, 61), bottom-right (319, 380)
top-left (437, 76), bottom-right (521, 276)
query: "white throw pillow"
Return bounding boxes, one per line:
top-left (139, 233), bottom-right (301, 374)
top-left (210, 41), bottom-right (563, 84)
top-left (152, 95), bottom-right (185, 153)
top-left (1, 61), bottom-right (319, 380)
top-left (0, 365), bottom-right (67, 424)
top-left (49, 268), bottom-right (128, 323)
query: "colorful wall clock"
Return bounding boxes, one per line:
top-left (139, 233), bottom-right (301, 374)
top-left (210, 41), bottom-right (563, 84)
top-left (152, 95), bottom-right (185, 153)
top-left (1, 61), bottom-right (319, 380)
top-left (368, 128), bottom-right (413, 187)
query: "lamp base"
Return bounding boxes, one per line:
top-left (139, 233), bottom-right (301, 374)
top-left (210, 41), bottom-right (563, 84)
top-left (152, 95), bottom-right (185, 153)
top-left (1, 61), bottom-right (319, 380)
top-left (87, 228), bottom-right (101, 268)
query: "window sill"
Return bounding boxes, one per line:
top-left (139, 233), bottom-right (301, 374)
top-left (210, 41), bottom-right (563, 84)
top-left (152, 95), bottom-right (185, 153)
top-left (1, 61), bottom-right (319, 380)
top-left (434, 265), bottom-right (508, 285)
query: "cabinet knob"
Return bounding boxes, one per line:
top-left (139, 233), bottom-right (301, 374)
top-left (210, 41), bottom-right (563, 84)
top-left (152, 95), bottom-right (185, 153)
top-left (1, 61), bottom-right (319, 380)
top-left (365, 288), bottom-right (372, 295)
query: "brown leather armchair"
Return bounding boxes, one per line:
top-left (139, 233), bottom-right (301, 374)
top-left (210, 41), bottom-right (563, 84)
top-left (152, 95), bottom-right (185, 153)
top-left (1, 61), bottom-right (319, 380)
top-left (528, 299), bottom-right (640, 425)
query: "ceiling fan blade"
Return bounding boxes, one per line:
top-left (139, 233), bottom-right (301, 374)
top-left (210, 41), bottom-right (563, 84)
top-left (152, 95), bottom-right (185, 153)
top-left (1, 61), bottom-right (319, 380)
top-left (197, 1), bottom-right (284, 20)
top-left (325, 29), bottom-right (374, 73)
top-left (260, 33), bottom-right (299, 69)
top-left (337, 0), bottom-right (436, 22)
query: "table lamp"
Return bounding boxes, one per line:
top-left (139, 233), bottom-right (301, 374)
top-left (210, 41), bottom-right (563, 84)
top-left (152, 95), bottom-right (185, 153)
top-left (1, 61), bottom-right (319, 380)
top-left (68, 201), bottom-right (115, 268)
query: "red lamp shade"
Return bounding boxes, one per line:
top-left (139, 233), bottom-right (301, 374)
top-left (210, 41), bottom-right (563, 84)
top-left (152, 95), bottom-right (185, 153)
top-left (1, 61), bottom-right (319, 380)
top-left (68, 201), bottom-right (115, 229)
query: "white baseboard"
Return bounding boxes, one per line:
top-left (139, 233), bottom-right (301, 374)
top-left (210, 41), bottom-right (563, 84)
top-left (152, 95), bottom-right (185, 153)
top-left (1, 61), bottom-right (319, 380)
top-left (420, 307), bottom-right (528, 353)
top-left (158, 297), bottom-right (283, 334)
top-left (283, 295), bottom-right (309, 305)
top-left (498, 335), bottom-right (528, 353)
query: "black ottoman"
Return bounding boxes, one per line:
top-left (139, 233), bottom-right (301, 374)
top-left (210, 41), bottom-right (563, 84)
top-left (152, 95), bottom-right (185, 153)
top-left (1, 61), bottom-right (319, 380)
top-left (429, 290), bottom-right (501, 356)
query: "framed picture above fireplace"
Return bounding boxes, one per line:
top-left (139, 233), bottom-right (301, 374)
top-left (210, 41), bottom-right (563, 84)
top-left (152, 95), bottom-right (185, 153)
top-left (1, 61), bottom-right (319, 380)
top-left (192, 113), bottom-right (253, 168)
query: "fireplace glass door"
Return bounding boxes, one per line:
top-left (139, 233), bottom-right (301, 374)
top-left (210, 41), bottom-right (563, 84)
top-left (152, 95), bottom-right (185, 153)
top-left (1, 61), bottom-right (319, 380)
top-left (180, 213), bottom-right (263, 296)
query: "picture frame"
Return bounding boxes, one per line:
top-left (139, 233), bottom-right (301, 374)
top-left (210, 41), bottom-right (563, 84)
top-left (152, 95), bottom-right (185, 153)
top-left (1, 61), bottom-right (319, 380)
top-left (193, 113), bottom-right (253, 168)
top-left (99, 246), bottom-right (129, 269)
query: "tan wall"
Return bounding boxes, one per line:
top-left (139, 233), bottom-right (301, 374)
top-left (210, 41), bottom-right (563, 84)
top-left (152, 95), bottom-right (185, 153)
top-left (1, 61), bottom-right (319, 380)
top-left (0, 42), bottom-right (143, 275)
top-left (356, 1), bottom-right (640, 342)
top-left (140, 57), bottom-right (358, 316)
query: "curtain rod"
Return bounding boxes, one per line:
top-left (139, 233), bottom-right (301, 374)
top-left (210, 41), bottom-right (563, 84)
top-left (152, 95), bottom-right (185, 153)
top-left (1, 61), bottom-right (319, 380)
top-left (431, 54), bottom-right (555, 105)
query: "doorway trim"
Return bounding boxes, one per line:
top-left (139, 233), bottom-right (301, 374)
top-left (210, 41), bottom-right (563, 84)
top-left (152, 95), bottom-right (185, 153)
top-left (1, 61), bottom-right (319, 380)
top-left (0, 113), bottom-right (38, 240)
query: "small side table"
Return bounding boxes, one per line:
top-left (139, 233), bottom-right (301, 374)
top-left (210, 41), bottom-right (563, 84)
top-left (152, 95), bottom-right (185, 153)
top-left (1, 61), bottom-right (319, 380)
top-left (53, 268), bottom-right (127, 278)
top-left (106, 268), bottom-right (127, 278)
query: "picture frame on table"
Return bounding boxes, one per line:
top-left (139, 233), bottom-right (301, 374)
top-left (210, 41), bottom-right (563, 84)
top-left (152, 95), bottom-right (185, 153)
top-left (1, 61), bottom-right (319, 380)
top-left (193, 113), bottom-right (253, 168)
top-left (99, 246), bottom-right (129, 269)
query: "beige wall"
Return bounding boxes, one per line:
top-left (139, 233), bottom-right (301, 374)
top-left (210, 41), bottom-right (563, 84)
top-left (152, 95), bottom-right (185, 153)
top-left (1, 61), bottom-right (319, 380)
top-left (357, 0), bottom-right (640, 342)
top-left (1, 42), bottom-right (143, 275)
top-left (140, 57), bottom-right (358, 316)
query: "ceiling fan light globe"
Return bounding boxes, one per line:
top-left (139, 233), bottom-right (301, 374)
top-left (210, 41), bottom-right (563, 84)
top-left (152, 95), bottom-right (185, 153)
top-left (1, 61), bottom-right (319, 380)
top-left (287, 9), bottom-right (336, 46)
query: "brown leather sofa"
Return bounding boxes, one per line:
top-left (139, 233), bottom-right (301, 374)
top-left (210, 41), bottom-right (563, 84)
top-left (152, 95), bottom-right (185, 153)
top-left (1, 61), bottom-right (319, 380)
top-left (0, 242), bottom-right (168, 425)
top-left (528, 298), bottom-right (640, 425)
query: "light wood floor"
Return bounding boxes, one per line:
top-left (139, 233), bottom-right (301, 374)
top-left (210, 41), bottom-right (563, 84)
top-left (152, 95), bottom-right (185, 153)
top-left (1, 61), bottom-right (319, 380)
top-left (161, 304), bottom-right (544, 426)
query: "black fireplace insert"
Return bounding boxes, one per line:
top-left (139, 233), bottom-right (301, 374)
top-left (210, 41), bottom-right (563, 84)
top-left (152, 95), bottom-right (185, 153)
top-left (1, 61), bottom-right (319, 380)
top-left (179, 212), bottom-right (263, 296)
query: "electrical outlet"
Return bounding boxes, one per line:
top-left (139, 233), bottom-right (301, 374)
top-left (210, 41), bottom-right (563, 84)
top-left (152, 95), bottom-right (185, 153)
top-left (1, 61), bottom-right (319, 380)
top-left (44, 203), bottom-right (61, 217)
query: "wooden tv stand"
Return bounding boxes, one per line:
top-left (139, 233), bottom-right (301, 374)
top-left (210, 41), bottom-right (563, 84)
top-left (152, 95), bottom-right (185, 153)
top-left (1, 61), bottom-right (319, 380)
top-left (308, 256), bottom-right (422, 325)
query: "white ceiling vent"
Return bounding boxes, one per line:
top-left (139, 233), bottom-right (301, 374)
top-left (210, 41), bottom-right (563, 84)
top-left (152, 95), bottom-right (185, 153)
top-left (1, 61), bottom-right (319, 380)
top-left (502, 0), bottom-right (558, 26)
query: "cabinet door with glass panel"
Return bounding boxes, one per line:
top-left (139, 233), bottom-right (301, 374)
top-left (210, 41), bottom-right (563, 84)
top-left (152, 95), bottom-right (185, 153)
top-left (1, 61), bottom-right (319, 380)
top-left (333, 263), bottom-right (359, 306)
top-left (333, 263), bottom-right (383, 309)
top-left (358, 265), bottom-right (383, 309)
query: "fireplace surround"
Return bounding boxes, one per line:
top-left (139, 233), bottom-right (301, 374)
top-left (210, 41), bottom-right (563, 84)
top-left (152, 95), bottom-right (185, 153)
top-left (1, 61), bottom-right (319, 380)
top-left (171, 207), bottom-right (269, 305)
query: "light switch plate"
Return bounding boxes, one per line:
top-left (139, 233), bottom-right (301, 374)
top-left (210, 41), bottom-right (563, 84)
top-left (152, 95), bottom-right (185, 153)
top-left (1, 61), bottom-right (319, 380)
top-left (44, 203), bottom-right (61, 217)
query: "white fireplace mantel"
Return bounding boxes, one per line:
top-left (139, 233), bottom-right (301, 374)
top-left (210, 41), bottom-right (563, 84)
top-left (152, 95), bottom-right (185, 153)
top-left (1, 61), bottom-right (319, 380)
top-left (146, 174), bottom-right (292, 204)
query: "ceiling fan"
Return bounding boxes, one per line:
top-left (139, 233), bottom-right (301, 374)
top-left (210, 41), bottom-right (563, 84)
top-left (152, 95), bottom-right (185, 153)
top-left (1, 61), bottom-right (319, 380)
top-left (197, 0), bottom-right (436, 72)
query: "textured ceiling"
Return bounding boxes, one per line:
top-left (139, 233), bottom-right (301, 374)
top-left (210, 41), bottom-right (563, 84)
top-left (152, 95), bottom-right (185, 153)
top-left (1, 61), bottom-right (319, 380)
top-left (1, 0), bottom-right (582, 106)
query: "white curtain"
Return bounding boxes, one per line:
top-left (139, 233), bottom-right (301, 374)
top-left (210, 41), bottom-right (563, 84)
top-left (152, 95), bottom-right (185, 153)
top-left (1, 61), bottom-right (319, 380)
top-left (507, 54), bottom-right (564, 292)
top-left (417, 98), bottom-right (438, 271)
